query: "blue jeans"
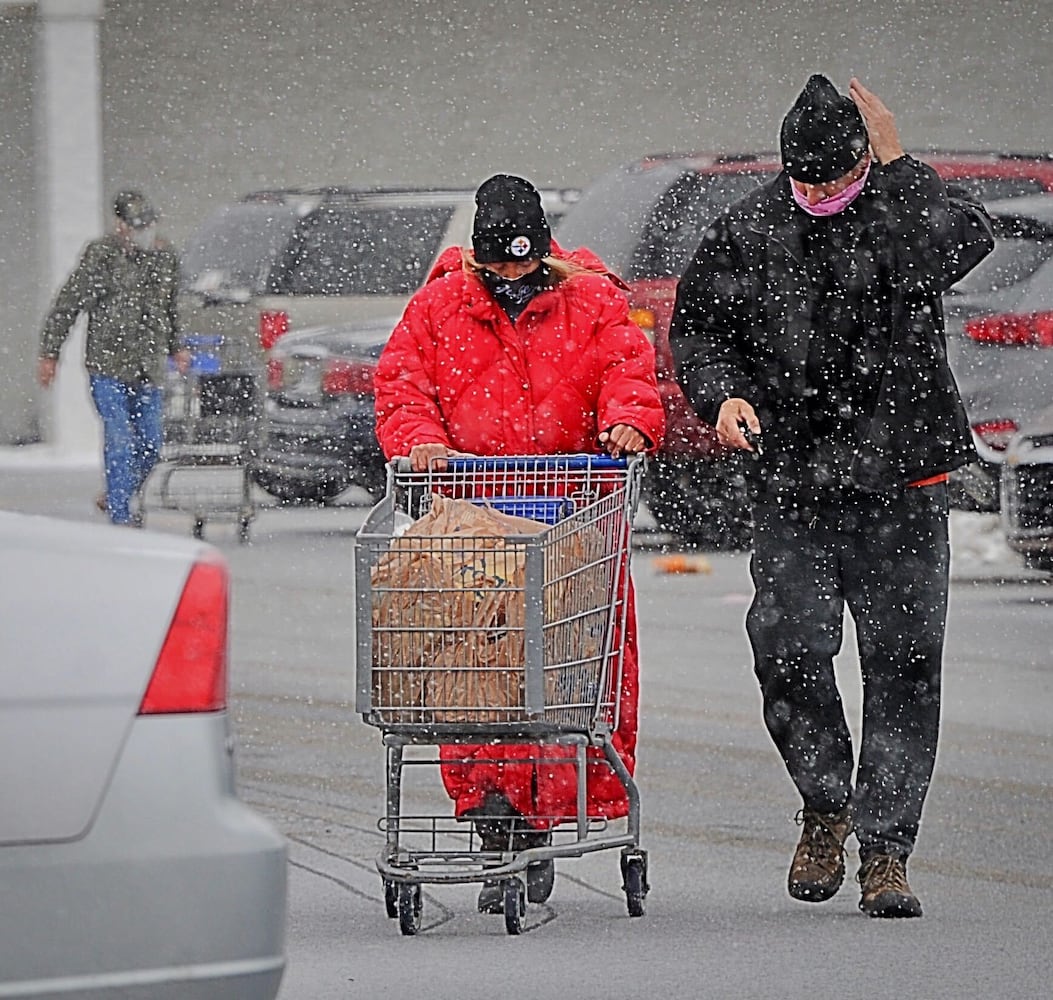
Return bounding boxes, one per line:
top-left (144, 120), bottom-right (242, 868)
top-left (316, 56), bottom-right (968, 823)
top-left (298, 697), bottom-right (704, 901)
top-left (89, 374), bottom-right (164, 524)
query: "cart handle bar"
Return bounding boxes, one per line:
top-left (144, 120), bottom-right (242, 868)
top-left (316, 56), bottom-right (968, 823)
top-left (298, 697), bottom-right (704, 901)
top-left (395, 453), bottom-right (630, 474)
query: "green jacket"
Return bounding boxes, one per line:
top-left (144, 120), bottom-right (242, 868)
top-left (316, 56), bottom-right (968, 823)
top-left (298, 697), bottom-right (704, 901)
top-left (40, 234), bottom-right (181, 385)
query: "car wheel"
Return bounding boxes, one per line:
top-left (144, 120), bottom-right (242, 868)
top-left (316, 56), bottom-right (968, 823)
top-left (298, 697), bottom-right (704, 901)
top-left (249, 468), bottom-right (351, 505)
top-left (646, 456), bottom-right (752, 551)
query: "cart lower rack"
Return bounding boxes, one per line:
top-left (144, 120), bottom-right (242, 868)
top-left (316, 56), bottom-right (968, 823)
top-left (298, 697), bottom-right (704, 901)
top-left (354, 454), bottom-right (649, 934)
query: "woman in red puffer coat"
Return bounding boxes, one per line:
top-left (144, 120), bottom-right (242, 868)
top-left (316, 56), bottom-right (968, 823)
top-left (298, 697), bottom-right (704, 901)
top-left (373, 174), bottom-right (665, 912)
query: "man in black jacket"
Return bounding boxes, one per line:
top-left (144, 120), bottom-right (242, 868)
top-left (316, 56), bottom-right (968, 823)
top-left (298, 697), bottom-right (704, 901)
top-left (670, 75), bottom-right (994, 918)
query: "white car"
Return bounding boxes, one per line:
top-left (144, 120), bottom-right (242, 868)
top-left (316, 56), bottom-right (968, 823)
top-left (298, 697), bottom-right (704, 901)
top-left (0, 512), bottom-right (287, 1000)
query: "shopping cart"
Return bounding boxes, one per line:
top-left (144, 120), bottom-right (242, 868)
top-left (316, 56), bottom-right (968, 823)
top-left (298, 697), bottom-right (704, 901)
top-left (140, 336), bottom-right (261, 542)
top-left (354, 453), bottom-right (649, 935)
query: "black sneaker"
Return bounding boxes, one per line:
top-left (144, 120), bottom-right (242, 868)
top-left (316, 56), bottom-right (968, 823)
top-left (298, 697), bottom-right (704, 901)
top-left (857, 855), bottom-right (922, 918)
top-left (468, 793), bottom-right (555, 906)
top-left (478, 862), bottom-right (554, 911)
top-left (526, 859), bottom-right (555, 904)
top-left (788, 806), bottom-right (853, 902)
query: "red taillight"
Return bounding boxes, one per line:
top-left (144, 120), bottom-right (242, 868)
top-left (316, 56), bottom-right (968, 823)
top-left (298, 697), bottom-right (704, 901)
top-left (258, 310), bottom-right (289, 350)
top-left (972, 418), bottom-right (1019, 452)
top-left (321, 359), bottom-right (375, 395)
top-left (964, 311), bottom-right (1053, 346)
top-left (139, 558), bottom-right (228, 714)
top-left (267, 356), bottom-right (284, 391)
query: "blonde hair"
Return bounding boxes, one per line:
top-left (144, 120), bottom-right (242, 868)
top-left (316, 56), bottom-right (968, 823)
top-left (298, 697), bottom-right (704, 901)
top-left (460, 248), bottom-right (592, 284)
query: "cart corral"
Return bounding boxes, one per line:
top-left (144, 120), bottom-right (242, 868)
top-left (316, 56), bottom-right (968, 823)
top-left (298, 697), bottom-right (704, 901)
top-left (140, 341), bottom-right (261, 542)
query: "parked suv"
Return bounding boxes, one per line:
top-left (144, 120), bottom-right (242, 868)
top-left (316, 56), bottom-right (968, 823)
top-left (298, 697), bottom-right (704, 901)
top-left (187, 187), bottom-right (579, 503)
top-left (554, 151), bottom-right (1053, 548)
top-left (180, 188), bottom-right (476, 371)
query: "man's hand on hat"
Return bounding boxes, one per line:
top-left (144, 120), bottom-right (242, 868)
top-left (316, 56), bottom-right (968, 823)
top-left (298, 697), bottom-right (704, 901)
top-left (849, 78), bottom-right (905, 166)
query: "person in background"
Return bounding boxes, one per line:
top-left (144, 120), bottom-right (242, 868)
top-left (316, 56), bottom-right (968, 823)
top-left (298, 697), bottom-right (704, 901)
top-left (670, 76), bottom-right (994, 917)
top-left (373, 173), bottom-right (665, 913)
top-left (38, 190), bottom-right (188, 526)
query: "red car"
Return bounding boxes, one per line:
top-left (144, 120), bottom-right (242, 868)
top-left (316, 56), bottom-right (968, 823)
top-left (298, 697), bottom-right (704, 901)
top-left (555, 151), bottom-right (1053, 548)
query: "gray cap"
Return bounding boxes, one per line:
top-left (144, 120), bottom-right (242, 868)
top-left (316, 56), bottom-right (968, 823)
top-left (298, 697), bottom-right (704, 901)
top-left (113, 190), bottom-right (159, 229)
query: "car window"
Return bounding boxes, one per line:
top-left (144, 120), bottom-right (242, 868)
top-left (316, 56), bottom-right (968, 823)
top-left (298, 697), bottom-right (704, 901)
top-left (553, 163), bottom-right (688, 277)
top-left (633, 171), bottom-right (773, 279)
top-left (950, 234), bottom-right (1053, 295)
top-left (181, 203), bottom-right (301, 294)
top-left (278, 205), bottom-right (456, 296)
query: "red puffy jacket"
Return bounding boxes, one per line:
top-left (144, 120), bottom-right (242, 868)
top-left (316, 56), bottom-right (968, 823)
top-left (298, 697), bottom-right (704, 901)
top-left (373, 243), bottom-right (665, 825)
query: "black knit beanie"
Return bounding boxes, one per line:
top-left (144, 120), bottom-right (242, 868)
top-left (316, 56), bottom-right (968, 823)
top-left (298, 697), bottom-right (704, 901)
top-left (472, 174), bottom-right (552, 264)
top-left (780, 74), bottom-right (869, 183)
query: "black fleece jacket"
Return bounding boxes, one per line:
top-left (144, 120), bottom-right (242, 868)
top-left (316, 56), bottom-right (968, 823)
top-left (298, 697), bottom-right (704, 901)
top-left (670, 155), bottom-right (995, 493)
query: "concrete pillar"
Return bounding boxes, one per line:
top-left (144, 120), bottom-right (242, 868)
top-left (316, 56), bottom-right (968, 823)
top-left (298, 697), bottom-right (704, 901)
top-left (35, 0), bottom-right (105, 459)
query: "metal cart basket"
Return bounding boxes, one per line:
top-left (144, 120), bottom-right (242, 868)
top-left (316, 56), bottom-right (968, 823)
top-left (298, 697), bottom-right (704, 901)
top-left (354, 453), bottom-right (649, 934)
top-left (140, 337), bottom-right (261, 542)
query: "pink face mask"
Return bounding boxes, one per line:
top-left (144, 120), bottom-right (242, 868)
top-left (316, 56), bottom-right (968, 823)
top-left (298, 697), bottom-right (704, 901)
top-left (791, 160), bottom-right (871, 217)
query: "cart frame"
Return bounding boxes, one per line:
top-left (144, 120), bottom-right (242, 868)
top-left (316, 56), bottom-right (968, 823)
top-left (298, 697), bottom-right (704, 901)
top-left (353, 454), bottom-right (650, 934)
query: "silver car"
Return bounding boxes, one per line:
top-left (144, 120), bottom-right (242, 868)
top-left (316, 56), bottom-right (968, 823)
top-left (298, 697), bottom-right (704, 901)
top-left (0, 513), bottom-right (287, 1000)
top-left (944, 193), bottom-right (1053, 511)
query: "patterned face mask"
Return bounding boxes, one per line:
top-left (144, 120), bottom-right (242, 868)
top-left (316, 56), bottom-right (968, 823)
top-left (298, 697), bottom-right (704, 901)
top-left (480, 264), bottom-right (550, 319)
top-left (791, 160), bottom-right (871, 217)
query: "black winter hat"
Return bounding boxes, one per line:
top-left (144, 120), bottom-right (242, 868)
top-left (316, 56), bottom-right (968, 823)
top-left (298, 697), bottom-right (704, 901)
top-left (780, 74), bottom-right (869, 183)
top-left (472, 174), bottom-right (552, 264)
top-left (113, 190), bottom-right (158, 229)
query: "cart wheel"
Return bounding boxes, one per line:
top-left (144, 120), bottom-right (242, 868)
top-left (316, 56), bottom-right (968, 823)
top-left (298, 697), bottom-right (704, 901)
top-left (192, 518), bottom-right (205, 540)
top-left (398, 883), bottom-right (422, 936)
top-left (621, 852), bottom-right (649, 918)
top-left (238, 517), bottom-right (251, 544)
top-left (383, 880), bottom-right (398, 919)
top-left (503, 878), bottom-right (525, 936)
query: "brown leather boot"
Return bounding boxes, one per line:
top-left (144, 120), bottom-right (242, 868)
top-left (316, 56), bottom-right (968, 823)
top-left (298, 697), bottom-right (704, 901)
top-left (857, 855), bottom-right (922, 918)
top-left (787, 806), bottom-right (853, 902)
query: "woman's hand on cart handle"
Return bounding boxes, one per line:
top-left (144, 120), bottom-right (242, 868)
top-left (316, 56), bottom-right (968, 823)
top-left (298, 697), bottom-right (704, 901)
top-left (599, 424), bottom-right (647, 458)
top-left (408, 442), bottom-right (461, 472)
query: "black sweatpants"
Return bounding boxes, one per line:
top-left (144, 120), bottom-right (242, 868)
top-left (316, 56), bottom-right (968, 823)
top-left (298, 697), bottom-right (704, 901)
top-left (746, 482), bottom-right (949, 861)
